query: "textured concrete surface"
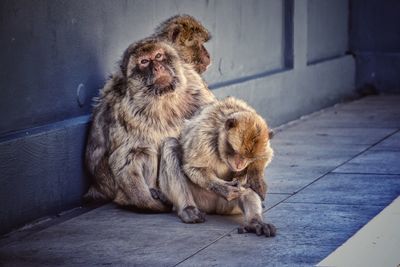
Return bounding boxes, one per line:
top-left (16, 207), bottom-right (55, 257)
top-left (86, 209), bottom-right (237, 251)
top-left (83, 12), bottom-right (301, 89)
top-left (1, 95), bottom-right (399, 266)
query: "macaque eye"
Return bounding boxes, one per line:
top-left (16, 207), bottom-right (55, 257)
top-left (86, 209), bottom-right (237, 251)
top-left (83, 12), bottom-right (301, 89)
top-left (155, 53), bottom-right (162, 59)
top-left (140, 59), bottom-right (149, 65)
top-left (225, 141), bottom-right (236, 156)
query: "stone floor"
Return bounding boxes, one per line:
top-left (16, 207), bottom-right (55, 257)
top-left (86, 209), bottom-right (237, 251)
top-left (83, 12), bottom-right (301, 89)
top-left (1, 95), bottom-right (399, 266)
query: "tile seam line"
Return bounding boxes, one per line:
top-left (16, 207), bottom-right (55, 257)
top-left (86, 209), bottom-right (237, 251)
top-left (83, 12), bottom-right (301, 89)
top-left (330, 172), bottom-right (400, 176)
top-left (282, 201), bottom-right (387, 207)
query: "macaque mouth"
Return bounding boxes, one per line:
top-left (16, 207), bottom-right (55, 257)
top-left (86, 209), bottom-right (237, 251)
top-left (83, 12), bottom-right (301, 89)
top-left (227, 159), bottom-right (247, 172)
top-left (148, 76), bottom-right (179, 96)
top-left (154, 75), bottom-right (173, 86)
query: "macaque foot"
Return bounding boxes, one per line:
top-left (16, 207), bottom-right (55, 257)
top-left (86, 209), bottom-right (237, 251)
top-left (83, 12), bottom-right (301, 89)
top-left (150, 188), bottom-right (172, 205)
top-left (179, 206), bottom-right (206, 224)
top-left (237, 218), bottom-right (276, 237)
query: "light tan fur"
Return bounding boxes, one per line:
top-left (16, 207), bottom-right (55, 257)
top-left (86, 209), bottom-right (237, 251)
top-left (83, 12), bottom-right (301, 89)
top-left (85, 39), bottom-right (215, 211)
top-left (159, 97), bottom-right (276, 237)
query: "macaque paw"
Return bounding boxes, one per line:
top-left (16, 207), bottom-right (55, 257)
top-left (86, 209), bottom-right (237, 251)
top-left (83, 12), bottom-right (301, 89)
top-left (223, 181), bottom-right (245, 201)
top-left (150, 188), bottom-right (171, 205)
top-left (226, 179), bottom-right (240, 187)
top-left (224, 186), bottom-right (242, 201)
top-left (179, 206), bottom-right (206, 224)
top-left (237, 218), bottom-right (276, 237)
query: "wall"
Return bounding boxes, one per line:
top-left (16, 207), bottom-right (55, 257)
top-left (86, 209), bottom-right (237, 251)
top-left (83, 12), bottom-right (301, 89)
top-left (350, 0), bottom-right (400, 93)
top-left (0, 0), bottom-right (354, 234)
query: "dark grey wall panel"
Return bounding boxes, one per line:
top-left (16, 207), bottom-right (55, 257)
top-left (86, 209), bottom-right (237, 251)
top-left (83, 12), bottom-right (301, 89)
top-left (350, 0), bottom-right (400, 53)
top-left (355, 54), bottom-right (400, 93)
top-left (307, 0), bottom-right (348, 64)
top-left (0, 120), bottom-right (89, 235)
top-left (0, 0), bottom-right (109, 135)
top-left (350, 0), bottom-right (400, 93)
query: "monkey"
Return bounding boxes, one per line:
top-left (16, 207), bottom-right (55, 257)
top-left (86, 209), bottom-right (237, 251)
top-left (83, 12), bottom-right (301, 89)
top-left (85, 38), bottom-right (215, 211)
top-left (153, 14), bottom-right (212, 74)
top-left (84, 14), bottom-right (214, 211)
top-left (159, 97), bottom-right (276, 237)
top-left (182, 97), bottom-right (274, 202)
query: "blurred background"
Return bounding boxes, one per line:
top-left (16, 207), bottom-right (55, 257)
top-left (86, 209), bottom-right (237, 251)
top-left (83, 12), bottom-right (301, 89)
top-left (0, 0), bottom-right (399, 235)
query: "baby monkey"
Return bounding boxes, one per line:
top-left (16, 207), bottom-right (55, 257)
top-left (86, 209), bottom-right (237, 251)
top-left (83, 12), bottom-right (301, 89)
top-left (162, 97), bottom-right (276, 237)
top-left (181, 97), bottom-right (274, 201)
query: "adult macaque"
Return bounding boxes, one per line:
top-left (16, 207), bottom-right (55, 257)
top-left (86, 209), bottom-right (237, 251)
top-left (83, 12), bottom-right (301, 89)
top-left (85, 39), bottom-right (215, 211)
top-left (160, 97), bottom-right (276, 237)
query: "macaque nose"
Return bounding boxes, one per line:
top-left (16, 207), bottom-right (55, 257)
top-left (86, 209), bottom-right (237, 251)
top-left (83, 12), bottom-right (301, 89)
top-left (153, 62), bottom-right (164, 73)
top-left (235, 158), bottom-right (244, 170)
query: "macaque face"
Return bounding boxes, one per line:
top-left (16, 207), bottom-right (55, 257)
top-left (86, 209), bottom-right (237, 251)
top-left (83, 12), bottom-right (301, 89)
top-left (223, 117), bottom-right (271, 172)
top-left (177, 34), bottom-right (211, 74)
top-left (126, 45), bottom-right (179, 95)
top-left (182, 38), bottom-right (211, 74)
top-left (194, 42), bottom-right (211, 74)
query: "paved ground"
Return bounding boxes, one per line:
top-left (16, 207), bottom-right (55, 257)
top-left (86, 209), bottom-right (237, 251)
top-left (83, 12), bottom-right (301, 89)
top-left (317, 196), bottom-right (400, 267)
top-left (1, 95), bottom-right (399, 266)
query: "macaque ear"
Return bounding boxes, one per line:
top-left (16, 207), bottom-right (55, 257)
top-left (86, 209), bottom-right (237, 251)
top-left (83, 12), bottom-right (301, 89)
top-left (225, 118), bottom-right (237, 130)
top-left (268, 130), bottom-right (274, 140)
top-left (168, 24), bottom-right (183, 44)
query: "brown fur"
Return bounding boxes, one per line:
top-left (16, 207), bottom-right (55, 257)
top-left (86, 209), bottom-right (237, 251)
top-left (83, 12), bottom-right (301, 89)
top-left (159, 97), bottom-right (276, 237)
top-left (181, 97), bottom-right (274, 200)
top-left (154, 14), bottom-right (211, 74)
top-left (85, 39), bottom-right (215, 211)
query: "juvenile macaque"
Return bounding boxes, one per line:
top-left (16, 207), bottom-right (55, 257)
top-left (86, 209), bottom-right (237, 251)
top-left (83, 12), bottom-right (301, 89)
top-left (85, 39), bottom-right (215, 211)
top-left (160, 97), bottom-right (276, 237)
top-left (154, 14), bottom-right (211, 74)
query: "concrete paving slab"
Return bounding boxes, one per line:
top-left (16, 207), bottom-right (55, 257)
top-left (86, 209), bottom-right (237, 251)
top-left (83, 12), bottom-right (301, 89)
top-left (263, 193), bottom-right (290, 210)
top-left (285, 173), bottom-right (400, 206)
top-left (371, 131), bottom-right (400, 151)
top-left (179, 240), bottom-right (335, 267)
top-left (333, 150), bottom-right (400, 174)
top-left (0, 193), bottom-right (289, 267)
top-left (329, 95), bottom-right (400, 111)
top-left (272, 143), bottom-right (368, 158)
top-left (267, 166), bottom-right (328, 194)
top-left (341, 95), bottom-right (400, 106)
top-left (178, 203), bottom-right (384, 267)
top-left (273, 127), bottom-right (395, 145)
top-left (0, 204), bottom-right (234, 266)
top-left (289, 96), bottom-right (400, 129)
top-left (265, 203), bottom-right (384, 245)
top-left (266, 143), bottom-right (369, 194)
top-left (294, 115), bottom-right (400, 129)
top-left (271, 144), bottom-right (367, 168)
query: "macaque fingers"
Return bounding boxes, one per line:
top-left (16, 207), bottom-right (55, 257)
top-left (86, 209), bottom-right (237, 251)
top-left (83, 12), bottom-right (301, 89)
top-left (237, 219), bottom-right (276, 237)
